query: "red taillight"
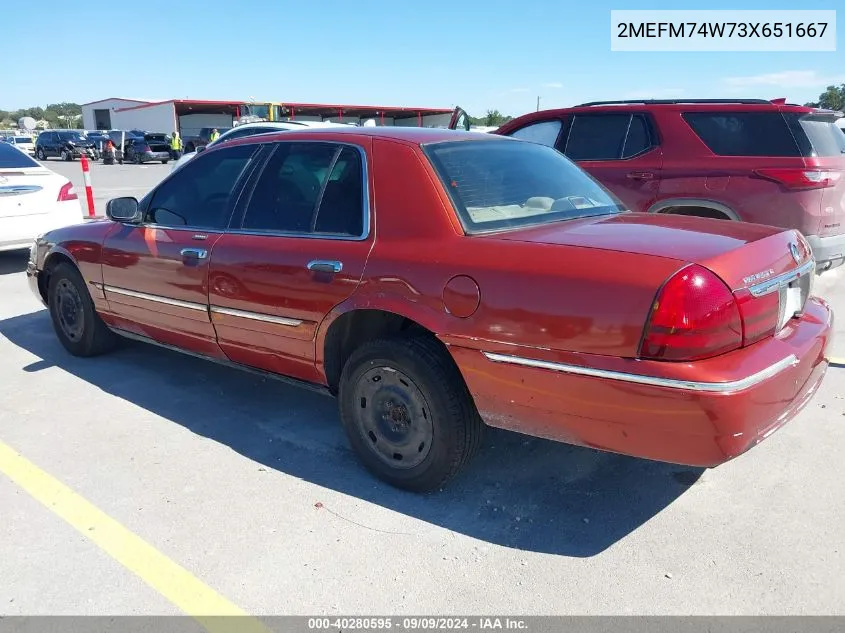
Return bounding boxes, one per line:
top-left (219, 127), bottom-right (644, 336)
top-left (639, 265), bottom-right (742, 361)
top-left (58, 181), bottom-right (77, 201)
top-left (734, 288), bottom-right (779, 346)
top-left (754, 168), bottom-right (842, 190)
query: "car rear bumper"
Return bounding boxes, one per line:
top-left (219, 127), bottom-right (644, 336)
top-left (140, 152), bottom-right (170, 162)
top-left (448, 297), bottom-right (833, 468)
top-left (807, 233), bottom-right (845, 272)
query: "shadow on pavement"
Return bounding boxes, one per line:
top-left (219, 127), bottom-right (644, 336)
top-left (0, 310), bottom-right (703, 557)
top-left (0, 251), bottom-right (28, 276)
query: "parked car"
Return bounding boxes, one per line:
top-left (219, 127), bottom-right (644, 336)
top-left (121, 135), bottom-right (171, 164)
top-left (26, 128), bottom-right (833, 491)
top-left (84, 131), bottom-right (111, 150)
top-left (2, 134), bottom-right (36, 156)
top-left (0, 141), bottom-right (82, 253)
top-left (495, 98), bottom-right (845, 274)
top-left (35, 130), bottom-right (99, 161)
top-left (170, 120), bottom-right (344, 172)
top-left (183, 127), bottom-right (233, 153)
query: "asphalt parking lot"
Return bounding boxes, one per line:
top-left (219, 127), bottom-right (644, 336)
top-left (0, 158), bottom-right (843, 617)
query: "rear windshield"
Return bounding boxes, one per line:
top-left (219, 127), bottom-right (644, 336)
top-left (13, 137), bottom-right (31, 143)
top-left (0, 142), bottom-right (40, 168)
top-left (788, 114), bottom-right (845, 157)
top-left (423, 139), bottom-right (623, 234)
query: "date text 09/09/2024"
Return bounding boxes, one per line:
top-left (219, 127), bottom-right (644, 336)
top-left (307, 617), bottom-right (529, 630)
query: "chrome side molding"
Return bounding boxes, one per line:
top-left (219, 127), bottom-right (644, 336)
top-left (482, 351), bottom-right (799, 394)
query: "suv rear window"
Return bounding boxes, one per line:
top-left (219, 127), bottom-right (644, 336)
top-left (682, 111), bottom-right (801, 157)
top-left (423, 139), bottom-right (622, 234)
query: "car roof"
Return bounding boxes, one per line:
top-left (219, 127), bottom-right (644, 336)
top-left (223, 126), bottom-right (504, 147)
top-left (498, 99), bottom-right (833, 130)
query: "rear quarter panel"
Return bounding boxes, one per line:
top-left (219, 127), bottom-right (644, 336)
top-left (652, 109), bottom-right (820, 233)
top-left (329, 137), bottom-right (684, 361)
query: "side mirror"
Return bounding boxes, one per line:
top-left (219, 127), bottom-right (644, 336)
top-left (196, 145), bottom-right (206, 153)
top-left (106, 197), bottom-right (142, 223)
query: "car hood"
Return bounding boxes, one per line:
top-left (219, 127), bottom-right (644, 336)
top-left (487, 212), bottom-right (781, 263)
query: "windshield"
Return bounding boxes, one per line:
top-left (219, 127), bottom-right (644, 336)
top-left (13, 137), bottom-right (32, 143)
top-left (0, 142), bottom-right (40, 168)
top-left (58, 132), bottom-right (85, 142)
top-left (423, 139), bottom-right (623, 234)
top-left (242, 104), bottom-right (270, 119)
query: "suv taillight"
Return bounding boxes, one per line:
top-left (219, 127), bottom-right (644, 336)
top-left (754, 168), bottom-right (842, 190)
top-left (639, 264), bottom-right (742, 361)
top-left (57, 181), bottom-right (77, 201)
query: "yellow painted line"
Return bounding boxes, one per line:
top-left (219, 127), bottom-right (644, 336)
top-left (0, 440), bottom-right (272, 633)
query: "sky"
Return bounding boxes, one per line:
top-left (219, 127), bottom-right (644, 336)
top-left (1, 0), bottom-right (842, 117)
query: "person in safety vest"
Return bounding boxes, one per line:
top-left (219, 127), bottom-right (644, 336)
top-left (170, 130), bottom-right (183, 160)
top-left (209, 128), bottom-right (220, 143)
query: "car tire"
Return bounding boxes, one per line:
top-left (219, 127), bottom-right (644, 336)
top-left (36, 148), bottom-right (46, 160)
top-left (47, 263), bottom-right (118, 357)
top-left (338, 335), bottom-right (484, 492)
top-left (61, 149), bottom-right (70, 161)
top-left (161, 160), bottom-right (168, 164)
top-left (133, 154), bottom-right (141, 164)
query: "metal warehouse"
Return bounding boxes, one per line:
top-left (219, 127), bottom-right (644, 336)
top-left (81, 97), bottom-right (458, 135)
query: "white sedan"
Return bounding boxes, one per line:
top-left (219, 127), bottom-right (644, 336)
top-left (170, 120), bottom-right (343, 172)
top-left (0, 141), bottom-right (84, 252)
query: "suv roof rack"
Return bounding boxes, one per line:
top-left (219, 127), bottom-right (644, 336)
top-left (575, 99), bottom-right (773, 107)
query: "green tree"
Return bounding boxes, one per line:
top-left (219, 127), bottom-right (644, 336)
top-left (805, 84), bottom-right (845, 110)
top-left (42, 109), bottom-right (61, 125)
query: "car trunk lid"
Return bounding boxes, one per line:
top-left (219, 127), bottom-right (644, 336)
top-left (490, 212), bottom-right (815, 336)
top-left (0, 168), bottom-right (56, 217)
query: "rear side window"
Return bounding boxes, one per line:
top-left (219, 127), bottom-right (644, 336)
top-left (423, 139), bottom-right (622, 234)
top-left (240, 142), bottom-right (365, 237)
top-left (0, 142), bottom-right (39, 168)
top-left (563, 114), bottom-right (653, 160)
top-left (682, 111), bottom-right (801, 157)
top-left (788, 115), bottom-right (845, 157)
top-left (507, 120), bottom-right (562, 147)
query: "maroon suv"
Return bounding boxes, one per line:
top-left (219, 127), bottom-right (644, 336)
top-left (495, 98), bottom-right (845, 272)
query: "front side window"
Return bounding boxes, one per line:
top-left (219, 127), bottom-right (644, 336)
top-left (424, 139), bottom-right (623, 234)
top-left (507, 119), bottom-right (562, 147)
top-left (240, 142), bottom-right (365, 237)
top-left (146, 143), bottom-right (257, 229)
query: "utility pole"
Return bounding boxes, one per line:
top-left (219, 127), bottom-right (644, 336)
top-left (536, 96), bottom-right (540, 111)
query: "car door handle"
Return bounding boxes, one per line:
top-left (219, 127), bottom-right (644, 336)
top-left (627, 171), bottom-right (655, 180)
top-left (180, 248), bottom-right (208, 259)
top-left (307, 259), bottom-right (343, 273)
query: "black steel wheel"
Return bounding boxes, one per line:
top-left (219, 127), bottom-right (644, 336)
top-left (47, 263), bottom-right (117, 357)
top-left (338, 336), bottom-right (484, 492)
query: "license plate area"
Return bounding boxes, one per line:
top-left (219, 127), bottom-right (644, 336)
top-left (776, 269), bottom-right (812, 331)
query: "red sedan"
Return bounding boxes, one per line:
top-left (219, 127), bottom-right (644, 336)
top-left (26, 127), bottom-right (834, 492)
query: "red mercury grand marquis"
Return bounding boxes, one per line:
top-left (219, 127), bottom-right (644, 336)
top-left (26, 127), bottom-right (834, 492)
